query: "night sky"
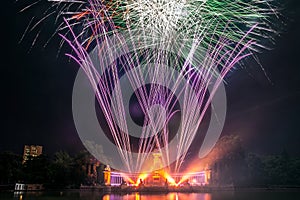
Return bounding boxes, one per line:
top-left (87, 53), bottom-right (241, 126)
top-left (2, 1), bottom-right (300, 157)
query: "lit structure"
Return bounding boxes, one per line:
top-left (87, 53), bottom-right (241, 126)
top-left (109, 171), bottom-right (211, 186)
top-left (103, 165), bottom-right (111, 186)
top-left (22, 145), bottom-right (43, 164)
top-left (108, 152), bottom-right (211, 187)
top-left (85, 157), bottom-right (102, 184)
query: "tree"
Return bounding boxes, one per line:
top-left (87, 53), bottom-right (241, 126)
top-left (71, 150), bottom-right (90, 187)
top-left (262, 149), bottom-right (300, 186)
top-left (47, 151), bottom-right (73, 188)
top-left (22, 154), bottom-right (50, 184)
top-left (0, 152), bottom-right (23, 184)
top-left (209, 135), bottom-right (247, 186)
top-left (246, 153), bottom-right (266, 186)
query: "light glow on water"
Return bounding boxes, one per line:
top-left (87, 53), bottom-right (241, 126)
top-left (8, 191), bottom-right (300, 200)
top-left (102, 193), bottom-right (212, 200)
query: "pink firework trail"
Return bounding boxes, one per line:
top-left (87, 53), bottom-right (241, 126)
top-left (19, 0), bottom-right (279, 173)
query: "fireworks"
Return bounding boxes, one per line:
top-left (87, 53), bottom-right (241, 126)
top-left (19, 0), bottom-right (280, 173)
top-left (19, 0), bottom-right (278, 51)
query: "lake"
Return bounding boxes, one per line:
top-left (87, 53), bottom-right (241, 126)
top-left (1, 190), bottom-right (300, 200)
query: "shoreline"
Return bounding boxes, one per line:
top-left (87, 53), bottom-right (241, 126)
top-left (3, 185), bottom-right (300, 194)
top-left (52, 186), bottom-right (300, 194)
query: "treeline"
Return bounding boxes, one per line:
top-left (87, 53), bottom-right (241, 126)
top-left (1, 136), bottom-right (300, 189)
top-left (207, 135), bottom-right (300, 187)
top-left (246, 151), bottom-right (300, 186)
top-left (0, 150), bottom-right (105, 189)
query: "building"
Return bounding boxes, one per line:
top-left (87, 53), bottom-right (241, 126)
top-left (108, 152), bottom-right (211, 187)
top-left (15, 183), bottom-right (44, 191)
top-left (22, 145), bottom-right (43, 164)
top-left (85, 157), bottom-right (102, 185)
top-left (109, 171), bottom-right (210, 186)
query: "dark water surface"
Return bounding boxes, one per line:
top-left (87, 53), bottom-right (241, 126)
top-left (1, 190), bottom-right (300, 200)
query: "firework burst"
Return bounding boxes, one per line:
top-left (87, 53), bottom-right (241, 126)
top-left (18, 0), bottom-right (281, 172)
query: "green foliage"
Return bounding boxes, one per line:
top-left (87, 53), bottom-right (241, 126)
top-left (22, 154), bottom-right (50, 184)
top-left (0, 150), bottom-right (103, 189)
top-left (211, 135), bottom-right (248, 186)
top-left (1, 143), bottom-right (299, 188)
top-left (246, 153), bottom-right (265, 186)
top-left (262, 150), bottom-right (300, 186)
top-left (47, 150), bottom-right (97, 189)
top-left (0, 152), bottom-right (23, 184)
top-left (211, 135), bottom-right (300, 187)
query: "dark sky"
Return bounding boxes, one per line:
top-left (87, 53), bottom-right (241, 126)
top-left (2, 1), bottom-right (300, 157)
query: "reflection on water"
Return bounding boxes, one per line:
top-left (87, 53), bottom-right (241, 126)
top-left (102, 193), bottom-right (211, 200)
top-left (13, 191), bottom-right (24, 199)
top-left (2, 190), bottom-right (300, 200)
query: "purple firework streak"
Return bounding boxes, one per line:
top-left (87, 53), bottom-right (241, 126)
top-left (19, 0), bottom-right (280, 173)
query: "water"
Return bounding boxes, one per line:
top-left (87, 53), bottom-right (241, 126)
top-left (1, 190), bottom-right (300, 200)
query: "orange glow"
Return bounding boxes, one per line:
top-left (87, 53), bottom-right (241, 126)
top-left (162, 172), bottom-right (176, 185)
top-left (131, 170), bottom-right (207, 186)
top-left (176, 174), bottom-right (190, 186)
top-left (204, 193), bottom-right (212, 200)
top-left (120, 173), bottom-right (135, 185)
top-left (119, 167), bottom-right (209, 187)
top-left (103, 195), bottom-right (110, 200)
top-left (135, 193), bottom-right (140, 200)
top-left (168, 193), bottom-right (178, 200)
top-left (136, 173), bottom-right (149, 186)
top-left (71, 11), bottom-right (90, 20)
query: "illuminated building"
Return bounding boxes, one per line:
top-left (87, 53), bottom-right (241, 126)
top-left (109, 171), bottom-right (210, 186)
top-left (22, 145), bottom-right (43, 164)
top-left (103, 165), bottom-right (111, 185)
top-left (108, 152), bottom-right (211, 187)
top-left (86, 157), bottom-right (101, 181)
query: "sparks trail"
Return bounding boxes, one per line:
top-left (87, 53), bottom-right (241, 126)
top-left (18, 0), bottom-right (280, 173)
top-left (63, 23), bottom-right (255, 172)
top-left (19, 0), bottom-right (280, 53)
